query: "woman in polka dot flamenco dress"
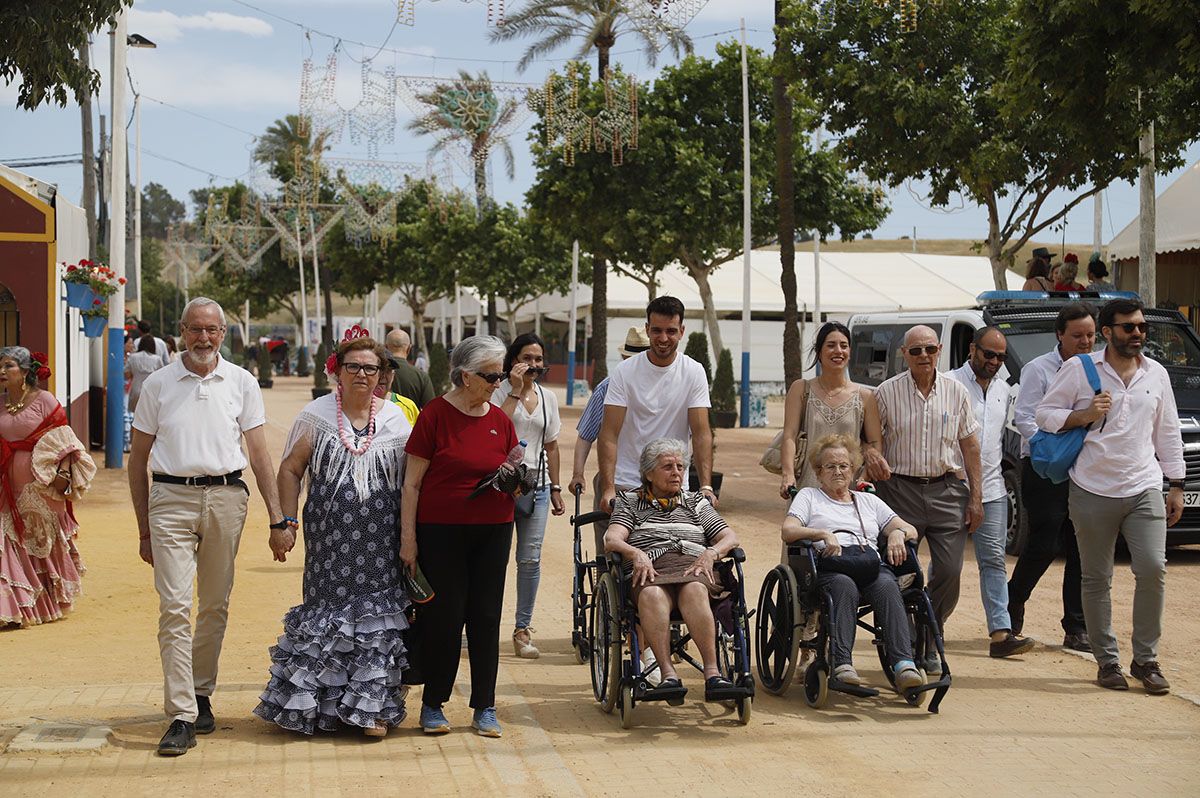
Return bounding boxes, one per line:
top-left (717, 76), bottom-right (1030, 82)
top-left (254, 330), bottom-right (413, 737)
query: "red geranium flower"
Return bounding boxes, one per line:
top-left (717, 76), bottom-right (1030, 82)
top-left (325, 353), bottom-right (338, 375)
top-left (93, 298), bottom-right (102, 305)
top-left (36, 366), bottom-right (51, 380)
top-left (118, 277), bottom-right (126, 284)
top-left (66, 265), bottom-right (76, 272)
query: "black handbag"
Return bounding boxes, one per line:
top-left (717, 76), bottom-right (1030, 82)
top-left (815, 494), bottom-right (881, 589)
top-left (513, 384), bottom-right (547, 519)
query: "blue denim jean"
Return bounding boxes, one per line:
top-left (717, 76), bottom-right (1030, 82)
top-left (975, 498), bottom-right (1012, 634)
top-left (514, 485), bottom-right (550, 629)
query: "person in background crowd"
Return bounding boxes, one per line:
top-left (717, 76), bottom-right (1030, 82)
top-left (414, 348), bottom-right (429, 373)
top-left (1023, 253), bottom-right (1054, 292)
top-left (0, 347), bottom-right (95, 627)
top-left (386, 329), bottom-right (435, 408)
top-left (126, 334), bottom-right (165, 414)
top-left (491, 332), bottom-right (565, 659)
top-left (129, 297), bottom-right (286, 757)
top-left (401, 335), bottom-right (517, 738)
top-left (164, 335), bottom-right (179, 363)
top-left (1008, 303), bottom-right (1094, 653)
top-left (255, 330), bottom-right (412, 737)
top-left (1054, 253), bottom-right (1086, 291)
top-left (139, 319), bottom-right (171, 367)
top-left (1037, 298), bottom-right (1183, 695)
top-left (948, 328), bottom-right (1033, 659)
top-left (872, 325), bottom-right (983, 674)
top-left (1087, 255), bottom-right (1116, 292)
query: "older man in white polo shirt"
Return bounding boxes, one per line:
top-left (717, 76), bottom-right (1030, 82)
top-left (129, 297), bottom-right (287, 757)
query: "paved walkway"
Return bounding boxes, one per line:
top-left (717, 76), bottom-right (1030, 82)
top-left (2, 377), bottom-right (1197, 796)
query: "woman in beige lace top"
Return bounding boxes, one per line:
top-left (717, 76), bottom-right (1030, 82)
top-left (778, 322), bottom-right (890, 499)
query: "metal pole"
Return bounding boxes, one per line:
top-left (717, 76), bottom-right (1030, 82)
top-left (813, 128), bottom-right (823, 333)
top-left (453, 279), bottom-right (462, 345)
top-left (105, 12), bottom-right (128, 468)
top-left (133, 92), bottom-right (143, 320)
top-left (243, 299), bottom-right (250, 355)
top-left (310, 211), bottom-right (322, 346)
top-left (181, 259), bottom-right (189, 303)
top-left (1093, 190), bottom-right (1104, 256)
top-left (739, 18), bottom-right (753, 428)
top-left (567, 240), bottom-right (579, 406)
top-left (295, 215), bottom-right (309, 370)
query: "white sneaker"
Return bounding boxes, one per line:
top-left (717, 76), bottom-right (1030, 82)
top-left (833, 664), bottom-right (864, 685)
top-left (512, 627), bottom-right (539, 659)
top-left (642, 648), bottom-right (662, 687)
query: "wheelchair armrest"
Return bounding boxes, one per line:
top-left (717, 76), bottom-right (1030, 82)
top-left (573, 511), bottom-right (611, 528)
top-left (727, 546), bottom-right (746, 563)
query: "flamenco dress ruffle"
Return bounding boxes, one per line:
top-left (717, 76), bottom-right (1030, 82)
top-left (253, 586), bottom-right (410, 734)
top-left (0, 510), bottom-right (84, 626)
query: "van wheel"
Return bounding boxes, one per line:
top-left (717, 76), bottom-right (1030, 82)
top-left (1004, 465), bottom-right (1028, 556)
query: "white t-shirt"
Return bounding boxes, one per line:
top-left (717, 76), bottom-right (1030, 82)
top-left (787, 487), bottom-right (898, 549)
top-left (604, 352), bottom-right (711, 489)
top-left (490, 380), bottom-right (561, 484)
top-left (132, 355), bottom-right (266, 477)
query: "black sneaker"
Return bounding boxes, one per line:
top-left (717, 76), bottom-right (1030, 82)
top-left (1062, 632), bottom-right (1091, 653)
top-left (196, 695), bottom-right (215, 735)
top-left (157, 720), bottom-right (197, 756)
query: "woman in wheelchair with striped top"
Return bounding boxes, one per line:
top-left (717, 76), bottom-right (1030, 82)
top-left (604, 438), bottom-right (740, 702)
top-left (783, 434), bottom-right (925, 691)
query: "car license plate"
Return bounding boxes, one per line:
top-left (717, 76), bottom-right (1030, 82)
top-left (1183, 492), bottom-right (1200, 507)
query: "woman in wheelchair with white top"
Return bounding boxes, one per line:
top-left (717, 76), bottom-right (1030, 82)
top-left (604, 438), bottom-right (740, 702)
top-left (783, 434), bottom-right (924, 691)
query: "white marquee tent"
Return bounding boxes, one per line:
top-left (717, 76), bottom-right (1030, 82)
top-left (1108, 160), bottom-right (1200, 259)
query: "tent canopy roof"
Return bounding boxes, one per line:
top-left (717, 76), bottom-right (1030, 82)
top-left (1108, 160), bottom-right (1200, 259)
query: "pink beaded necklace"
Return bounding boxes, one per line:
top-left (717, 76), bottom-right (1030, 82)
top-left (335, 386), bottom-right (378, 455)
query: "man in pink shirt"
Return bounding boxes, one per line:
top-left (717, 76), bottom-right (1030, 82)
top-left (1036, 298), bottom-right (1184, 694)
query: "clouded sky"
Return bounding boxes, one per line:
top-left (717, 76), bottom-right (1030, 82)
top-left (2, 0), bottom-right (1196, 250)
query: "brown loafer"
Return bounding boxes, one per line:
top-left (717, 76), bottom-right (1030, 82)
top-left (1096, 662), bottom-right (1129, 691)
top-left (1130, 660), bottom-right (1170, 695)
top-left (989, 631), bottom-right (1034, 659)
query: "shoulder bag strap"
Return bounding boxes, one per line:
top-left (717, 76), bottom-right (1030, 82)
top-left (849, 492), bottom-right (870, 548)
top-left (1076, 353), bottom-right (1106, 432)
top-left (535, 383), bottom-right (547, 488)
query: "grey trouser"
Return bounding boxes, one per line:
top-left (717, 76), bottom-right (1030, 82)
top-left (820, 569), bottom-right (913, 668)
top-left (149, 482), bottom-right (248, 722)
top-left (874, 476), bottom-right (970, 629)
top-left (1067, 483), bottom-right (1166, 667)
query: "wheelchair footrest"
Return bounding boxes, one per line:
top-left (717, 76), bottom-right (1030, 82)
top-left (704, 685), bottom-right (751, 702)
top-left (638, 683), bottom-right (689, 706)
top-left (829, 679), bottom-right (880, 698)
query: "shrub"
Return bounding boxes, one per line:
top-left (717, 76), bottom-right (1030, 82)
top-left (429, 342), bottom-right (450, 395)
top-left (712, 348), bottom-right (736, 412)
top-left (684, 332), bottom-right (712, 385)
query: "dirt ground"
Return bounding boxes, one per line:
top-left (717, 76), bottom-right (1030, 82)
top-left (2, 376), bottom-right (1197, 797)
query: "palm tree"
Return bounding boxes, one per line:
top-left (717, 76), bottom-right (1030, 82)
top-left (253, 114), bottom-right (332, 185)
top-left (405, 70), bottom-right (519, 334)
top-left (491, 1), bottom-right (691, 381)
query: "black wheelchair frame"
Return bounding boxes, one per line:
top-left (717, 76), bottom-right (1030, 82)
top-left (755, 537), bottom-right (952, 714)
top-left (568, 487), bottom-right (607, 665)
top-left (590, 542), bottom-right (755, 729)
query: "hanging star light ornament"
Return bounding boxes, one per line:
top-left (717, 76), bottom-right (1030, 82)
top-left (629, 0), bottom-right (710, 48)
top-left (399, 0), bottom-right (506, 27)
top-left (325, 158), bottom-right (423, 247)
top-left (299, 50), bottom-right (344, 143)
top-left (348, 64), bottom-right (397, 159)
top-left (527, 62), bottom-right (594, 166)
top-left (592, 69), bottom-right (639, 165)
top-left (204, 191), bottom-right (279, 271)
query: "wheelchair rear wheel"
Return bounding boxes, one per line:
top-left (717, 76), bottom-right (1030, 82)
top-left (590, 571), bottom-right (622, 714)
top-left (571, 561), bottom-right (593, 665)
top-left (755, 565), bottom-right (801, 696)
top-left (803, 661), bottom-right (829, 709)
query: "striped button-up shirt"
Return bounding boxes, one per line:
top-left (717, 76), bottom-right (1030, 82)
top-left (875, 370), bottom-right (979, 478)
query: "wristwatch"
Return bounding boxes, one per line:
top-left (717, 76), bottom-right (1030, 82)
top-left (269, 520), bottom-right (290, 530)
top-left (1168, 480), bottom-right (1186, 489)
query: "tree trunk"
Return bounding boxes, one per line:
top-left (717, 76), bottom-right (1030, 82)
top-left (686, 260), bottom-right (724, 366)
top-left (1138, 121), bottom-right (1157, 304)
top-left (774, 0), bottom-right (801, 388)
top-left (590, 255), bottom-right (608, 386)
top-left (506, 306), bottom-right (518, 341)
top-left (321, 268), bottom-right (334, 351)
top-left (986, 203), bottom-right (1008, 290)
top-left (488, 293), bottom-right (499, 337)
top-left (78, 40), bottom-right (98, 263)
top-left (413, 304), bottom-right (430, 360)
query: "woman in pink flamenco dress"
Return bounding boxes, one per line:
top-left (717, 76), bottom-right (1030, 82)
top-left (1, 346), bottom-right (96, 627)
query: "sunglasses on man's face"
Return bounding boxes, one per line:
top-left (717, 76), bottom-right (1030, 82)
top-left (906, 345), bottom-right (939, 357)
top-left (979, 348), bottom-right (1008, 362)
top-left (1112, 322), bottom-right (1150, 334)
top-left (475, 371), bottom-right (506, 384)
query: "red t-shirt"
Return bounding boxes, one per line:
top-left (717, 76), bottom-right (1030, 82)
top-left (405, 396), bottom-right (518, 524)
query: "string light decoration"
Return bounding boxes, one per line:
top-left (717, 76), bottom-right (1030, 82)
top-left (299, 51), bottom-right (344, 143)
top-left (396, 0), bottom-right (415, 25)
top-left (325, 158), bottom-right (423, 247)
top-left (397, 0), bottom-right (505, 27)
top-left (593, 69), bottom-right (639, 165)
top-left (629, 0), bottom-right (710, 48)
top-left (529, 63), bottom-right (641, 167)
top-left (204, 191), bottom-right (279, 270)
top-left (819, 0), bottom-right (938, 33)
top-left (281, 145), bottom-right (325, 213)
top-left (348, 64), bottom-right (397, 159)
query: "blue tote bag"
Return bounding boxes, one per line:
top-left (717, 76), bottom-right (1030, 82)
top-left (1029, 354), bottom-right (1103, 484)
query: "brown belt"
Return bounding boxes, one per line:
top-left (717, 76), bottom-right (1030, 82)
top-left (892, 472), bottom-right (953, 486)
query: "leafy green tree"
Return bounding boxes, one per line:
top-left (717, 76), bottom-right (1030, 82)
top-left (140, 182), bottom-right (186, 239)
top-left (711, 348), bottom-right (736, 413)
top-left (785, 1), bottom-right (1200, 290)
top-left (253, 114), bottom-right (333, 185)
top-left (684, 332), bottom-right (712, 385)
top-left (2, 0), bottom-right (130, 109)
top-left (428, 342), bottom-right (450, 395)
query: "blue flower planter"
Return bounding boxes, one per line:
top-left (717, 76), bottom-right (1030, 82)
top-left (65, 282), bottom-right (99, 310)
top-left (82, 314), bottom-right (108, 338)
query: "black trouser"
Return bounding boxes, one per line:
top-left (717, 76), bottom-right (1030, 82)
top-left (1007, 459), bottom-right (1086, 635)
top-left (417, 521), bottom-right (513, 710)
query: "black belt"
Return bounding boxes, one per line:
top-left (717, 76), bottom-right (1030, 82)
top-left (153, 470), bottom-right (248, 492)
top-left (892, 472), bottom-right (953, 485)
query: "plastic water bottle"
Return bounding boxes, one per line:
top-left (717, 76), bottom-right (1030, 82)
top-left (505, 440), bottom-right (527, 468)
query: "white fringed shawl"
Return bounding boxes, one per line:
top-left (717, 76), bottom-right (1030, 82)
top-left (283, 393), bottom-right (410, 503)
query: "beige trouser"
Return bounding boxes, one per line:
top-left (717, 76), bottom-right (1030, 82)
top-left (149, 482), bottom-right (248, 722)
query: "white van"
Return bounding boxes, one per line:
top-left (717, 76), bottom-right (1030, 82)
top-left (848, 291), bottom-right (1200, 553)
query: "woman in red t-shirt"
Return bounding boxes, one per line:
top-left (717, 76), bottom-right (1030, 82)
top-left (401, 335), bottom-right (516, 738)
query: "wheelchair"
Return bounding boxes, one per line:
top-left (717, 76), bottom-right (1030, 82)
top-left (589, 537), bottom-right (755, 728)
top-left (754, 536), bottom-right (952, 713)
top-left (568, 486), bottom-right (608, 665)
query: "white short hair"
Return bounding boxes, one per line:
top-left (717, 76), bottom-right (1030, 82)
top-left (181, 297), bottom-right (226, 326)
top-left (449, 335), bottom-right (507, 387)
top-left (639, 438), bottom-right (690, 484)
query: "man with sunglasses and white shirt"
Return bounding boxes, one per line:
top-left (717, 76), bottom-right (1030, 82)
top-left (873, 325), bottom-right (983, 674)
top-left (949, 327), bottom-right (1034, 659)
top-left (1036, 298), bottom-right (1184, 694)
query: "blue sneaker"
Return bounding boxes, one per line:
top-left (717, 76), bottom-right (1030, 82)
top-left (420, 704), bottom-right (450, 734)
top-left (471, 707), bottom-right (501, 738)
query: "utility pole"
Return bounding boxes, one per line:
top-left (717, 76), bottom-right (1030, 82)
top-left (1138, 122), bottom-right (1156, 304)
top-left (132, 92), bottom-right (143, 319)
top-left (738, 18), bottom-right (753, 427)
top-left (1093, 190), bottom-right (1103, 255)
top-left (98, 114), bottom-right (108, 251)
top-left (78, 39), bottom-right (98, 262)
top-left (105, 11), bottom-right (129, 468)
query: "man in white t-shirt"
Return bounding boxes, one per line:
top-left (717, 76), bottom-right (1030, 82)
top-left (597, 295), bottom-right (714, 513)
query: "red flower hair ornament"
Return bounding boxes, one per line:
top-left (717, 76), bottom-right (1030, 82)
top-left (325, 325), bottom-right (373, 376)
top-left (29, 351), bottom-right (52, 381)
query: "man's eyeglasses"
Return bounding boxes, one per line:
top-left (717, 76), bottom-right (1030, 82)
top-left (342, 363), bottom-right (381, 376)
top-left (906, 345), bottom-right (939, 356)
top-left (979, 348), bottom-right (1008, 362)
top-left (475, 371), bottom-right (506, 384)
top-left (1112, 322), bottom-right (1150, 334)
top-left (184, 325), bottom-right (225, 337)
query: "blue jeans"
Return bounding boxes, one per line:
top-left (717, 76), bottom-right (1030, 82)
top-left (514, 485), bottom-right (550, 629)
top-left (975, 498), bottom-right (1011, 634)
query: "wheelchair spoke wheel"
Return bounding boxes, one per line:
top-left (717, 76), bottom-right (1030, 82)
top-left (755, 565), bottom-right (799, 696)
top-left (571, 564), bottom-right (591, 665)
top-left (590, 571), bottom-right (622, 714)
top-left (803, 661), bottom-right (829, 709)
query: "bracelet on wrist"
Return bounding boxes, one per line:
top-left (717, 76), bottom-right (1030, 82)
top-left (550, 484), bottom-right (562, 492)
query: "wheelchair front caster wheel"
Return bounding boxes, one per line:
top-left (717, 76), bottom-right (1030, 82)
top-left (619, 683), bottom-right (635, 729)
top-left (804, 662), bottom-right (829, 709)
top-left (736, 696), bottom-right (752, 725)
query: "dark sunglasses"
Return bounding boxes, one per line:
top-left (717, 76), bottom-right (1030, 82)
top-left (906, 345), bottom-right (939, 356)
top-left (342, 363), bottom-right (381, 376)
top-left (521, 366), bottom-right (546, 377)
top-left (1111, 322), bottom-right (1150, 334)
top-left (475, 371), bottom-right (507, 384)
top-left (979, 348), bottom-right (1008, 362)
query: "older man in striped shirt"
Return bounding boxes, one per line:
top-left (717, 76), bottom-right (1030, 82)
top-left (873, 325), bottom-right (983, 673)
